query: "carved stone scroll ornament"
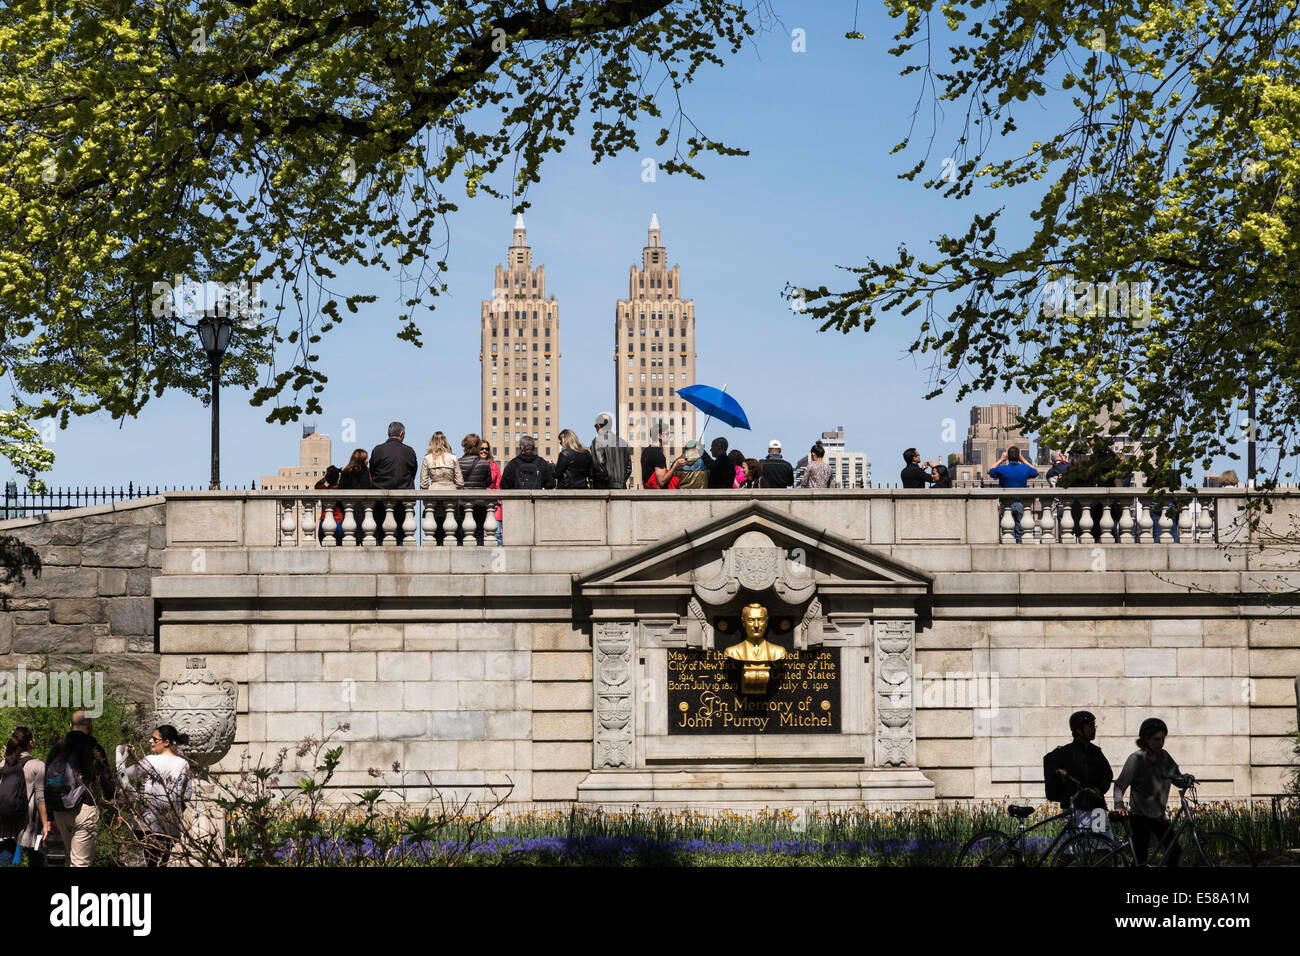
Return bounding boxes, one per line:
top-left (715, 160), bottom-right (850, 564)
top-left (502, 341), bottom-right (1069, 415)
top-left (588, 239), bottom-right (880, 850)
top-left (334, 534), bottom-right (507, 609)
top-left (795, 597), bottom-right (823, 650)
top-left (692, 531), bottom-right (816, 607)
top-left (873, 621), bottom-right (916, 768)
top-left (154, 657), bottom-right (237, 769)
top-left (685, 597), bottom-right (715, 649)
top-left (593, 624), bottom-right (635, 769)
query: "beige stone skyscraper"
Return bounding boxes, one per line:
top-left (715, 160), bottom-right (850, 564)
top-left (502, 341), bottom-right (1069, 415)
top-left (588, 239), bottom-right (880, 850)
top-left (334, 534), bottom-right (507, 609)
top-left (615, 214), bottom-right (697, 461)
top-left (481, 215), bottom-right (560, 461)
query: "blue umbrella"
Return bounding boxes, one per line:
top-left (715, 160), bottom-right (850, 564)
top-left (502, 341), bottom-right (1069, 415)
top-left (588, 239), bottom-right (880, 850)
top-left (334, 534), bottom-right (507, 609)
top-left (677, 384), bottom-right (751, 444)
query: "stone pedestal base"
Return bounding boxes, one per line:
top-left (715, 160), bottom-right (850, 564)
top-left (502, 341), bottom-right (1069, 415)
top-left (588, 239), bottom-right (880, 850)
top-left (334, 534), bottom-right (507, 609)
top-left (576, 766), bottom-right (936, 807)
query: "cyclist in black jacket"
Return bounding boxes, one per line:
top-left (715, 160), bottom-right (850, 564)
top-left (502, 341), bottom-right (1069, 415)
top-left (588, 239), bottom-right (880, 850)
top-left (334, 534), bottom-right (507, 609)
top-left (1044, 711), bottom-right (1114, 837)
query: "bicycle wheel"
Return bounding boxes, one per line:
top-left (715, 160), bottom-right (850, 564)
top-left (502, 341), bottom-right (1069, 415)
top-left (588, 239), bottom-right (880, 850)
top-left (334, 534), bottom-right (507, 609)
top-left (1177, 831), bottom-right (1256, 867)
top-left (956, 829), bottom-right (1018, 867)
top-left (1050, 832), bottom-right (1124, 867)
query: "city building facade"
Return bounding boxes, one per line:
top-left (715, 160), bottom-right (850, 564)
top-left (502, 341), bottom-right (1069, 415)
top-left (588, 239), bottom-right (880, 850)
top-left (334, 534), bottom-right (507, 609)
top-left (615, 215), bottom-right (697, 460)
top-left (481, 215), bottom-right (560, 462)
top-left (795, 426), bottom-right (872, 487)
top-left (258, 426), bottom-right (332, 491)
top-left (956, 403), bottom-right (1030, 483)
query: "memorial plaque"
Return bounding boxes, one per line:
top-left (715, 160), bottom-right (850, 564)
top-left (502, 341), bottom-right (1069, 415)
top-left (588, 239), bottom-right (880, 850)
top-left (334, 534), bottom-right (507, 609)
top-left (666, 648), bottom-right (841, 734)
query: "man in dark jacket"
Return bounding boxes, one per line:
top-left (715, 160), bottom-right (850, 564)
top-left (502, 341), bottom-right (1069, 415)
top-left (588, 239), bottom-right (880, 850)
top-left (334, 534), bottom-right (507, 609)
top-left (1044, 711), bottom-right (1114, 838)
top-left (900, 448), bottom-right (937, 488)
top-left (760, 440), bottom-right (794, 488)
top-left (703, 436), bottom-right (736, 489)
top-left (369, 421), bottom-right (418, 544)
top-left (45, 711), bottom-right (115, 867)
top-left (369, 421), bottom-right (418, 489)
top-left (457, 434), bottom-right (493, 545)
top-left (501, 436), bottom-right (556, 490)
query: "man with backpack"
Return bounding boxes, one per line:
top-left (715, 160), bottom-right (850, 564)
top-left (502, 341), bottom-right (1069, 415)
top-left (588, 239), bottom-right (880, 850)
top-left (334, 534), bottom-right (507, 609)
top-left (1043, 710), bottom-right (1114, 838)
top-left (501, 435), bottom-right (556, 491)
top-left (44, 711), bottom-right (115, 867)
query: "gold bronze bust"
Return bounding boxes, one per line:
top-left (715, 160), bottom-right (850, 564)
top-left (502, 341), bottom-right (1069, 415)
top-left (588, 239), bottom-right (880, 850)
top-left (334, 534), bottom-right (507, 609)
top-left (723, 603), bottom-right (786, 693)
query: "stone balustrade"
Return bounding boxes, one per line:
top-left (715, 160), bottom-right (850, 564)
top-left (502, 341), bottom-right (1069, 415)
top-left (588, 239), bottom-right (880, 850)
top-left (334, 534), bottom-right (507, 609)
top-left (253, 488), bottom-right (1253, 551)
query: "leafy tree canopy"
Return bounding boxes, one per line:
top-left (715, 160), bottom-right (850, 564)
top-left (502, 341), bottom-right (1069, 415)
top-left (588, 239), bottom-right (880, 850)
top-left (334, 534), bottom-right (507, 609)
top-left (0, 0), bottom-right (763, 475)
top-left (802, 0), bottom-right (1300, 488)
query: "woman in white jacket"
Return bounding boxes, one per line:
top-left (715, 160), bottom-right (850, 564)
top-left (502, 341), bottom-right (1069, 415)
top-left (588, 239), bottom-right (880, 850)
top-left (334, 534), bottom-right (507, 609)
top-left (117, 725), bottom-right (192, 867)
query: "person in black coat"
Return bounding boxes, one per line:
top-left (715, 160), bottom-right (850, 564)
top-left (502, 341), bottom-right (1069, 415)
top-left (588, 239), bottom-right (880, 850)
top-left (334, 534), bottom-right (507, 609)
top-left (1043, 711), bottom-right (1114, 826)
top-left (900, 448), bottom-right (937, 488)
top-left (554, 429), bottom-right (594, 489)
top-left (369, 422), bottom-right (418, 489)
top-left (703, 436), bottom-right (736, 489)
top-left (456, 433), bottom-right (493, 545)
top-left (369, 422), bottom-right (417, 544)
top-left (760, 439), bottom-right (795, 488)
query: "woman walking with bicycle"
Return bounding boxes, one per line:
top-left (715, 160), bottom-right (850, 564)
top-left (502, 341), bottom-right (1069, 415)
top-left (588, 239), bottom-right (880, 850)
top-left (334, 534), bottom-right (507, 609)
top-left (1113, 717), bottom-right (1193, 866)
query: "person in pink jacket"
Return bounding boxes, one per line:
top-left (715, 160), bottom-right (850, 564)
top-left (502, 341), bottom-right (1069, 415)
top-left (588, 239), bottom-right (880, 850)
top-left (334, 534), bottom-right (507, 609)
top-left (480, 441), bottom-right (503, 545)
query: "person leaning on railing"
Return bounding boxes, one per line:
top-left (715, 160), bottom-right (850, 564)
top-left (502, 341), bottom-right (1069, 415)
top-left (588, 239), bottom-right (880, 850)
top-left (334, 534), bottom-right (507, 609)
top-left (420, 431), bottom-right (464, 547)
top-left (457, 433), bottom-right (493, 546)
top-left (479, 441), bottom-right (504, 546)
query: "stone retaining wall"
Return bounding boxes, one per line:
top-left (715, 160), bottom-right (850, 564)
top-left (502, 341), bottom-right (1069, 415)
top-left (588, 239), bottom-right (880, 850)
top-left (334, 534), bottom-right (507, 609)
top-left (1, 498), bottom-right (165, 704)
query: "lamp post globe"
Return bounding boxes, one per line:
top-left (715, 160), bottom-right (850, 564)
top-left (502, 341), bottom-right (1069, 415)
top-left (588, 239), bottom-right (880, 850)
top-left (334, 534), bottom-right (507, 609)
top-left (196, 313), bottom-right (234, 490)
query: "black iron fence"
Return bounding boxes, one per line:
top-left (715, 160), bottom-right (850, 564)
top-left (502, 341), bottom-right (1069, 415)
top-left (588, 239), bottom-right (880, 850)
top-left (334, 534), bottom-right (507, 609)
top-left (1, 481), bottom-right (257, 520)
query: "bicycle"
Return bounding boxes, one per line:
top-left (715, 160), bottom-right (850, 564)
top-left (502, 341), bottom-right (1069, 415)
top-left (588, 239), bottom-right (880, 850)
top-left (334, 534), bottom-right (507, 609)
top-left (957, 776), bottom-right (1120, 867)
top-left (1054, 774), bottom-right (1255, 867)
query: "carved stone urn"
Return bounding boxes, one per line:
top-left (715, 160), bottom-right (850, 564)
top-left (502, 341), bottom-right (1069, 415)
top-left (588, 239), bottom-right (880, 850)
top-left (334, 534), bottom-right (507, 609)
top-left (154, 657), bottom-right (237, 768)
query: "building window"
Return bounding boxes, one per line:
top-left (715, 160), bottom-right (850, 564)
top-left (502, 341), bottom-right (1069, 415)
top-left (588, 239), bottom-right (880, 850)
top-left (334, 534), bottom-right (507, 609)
top-left (492, 374), bottom-right (497, 383)
top-left (492, 417), bottom-right (497, 425)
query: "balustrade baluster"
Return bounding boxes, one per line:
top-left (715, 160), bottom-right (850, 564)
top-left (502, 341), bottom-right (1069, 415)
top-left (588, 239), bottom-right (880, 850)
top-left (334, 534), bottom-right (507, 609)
top-left (1099, 499), bottom-right (1115, 543)
top-left (322, 501), bottom-right (337, 547)
top-left (280, 499), bottom-right (297, 546)
top-left (484, 508), bottom-right (499, 547)
top-left (1177, 501), bottom-right (1193, 544)
top-left (300, 498), bottom-right (315, 548)
top-left (1119, 500), bottom-right (1136, 544)
top-left (464, 506), bottom-right (479, 546)
top-left (342, 502), bottom-right (358, 547)
top-left (381, 502), bottom-right (398, 547)
top-left (1078, 499), bottom-right (1095, 545)
top-left (1059, 502), bottom-right (1075, 544)
top-left (1196, 497), bottom-right (1215, 544)
top-left (997, 499), bottom-right (1013, 544)
top-left (1040, 499), bottom-right (1056, 544)
top-left (442, 508), bottom-right (458, 547)
top-left (1158, 506), bottom-right (1174, 545)
top-left (361, 503), bottom-right (378, 547)
top-left (1136, 500), bottom-right (1153, 543)
top-left (421, 499), bottom-right (438, 547)
top-left (401, 504), bottom-right (416, 546)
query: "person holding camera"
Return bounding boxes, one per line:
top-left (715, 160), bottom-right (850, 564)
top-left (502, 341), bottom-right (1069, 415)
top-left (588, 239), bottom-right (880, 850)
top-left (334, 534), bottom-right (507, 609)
top-left (900, 448), bottom-right (938, 489)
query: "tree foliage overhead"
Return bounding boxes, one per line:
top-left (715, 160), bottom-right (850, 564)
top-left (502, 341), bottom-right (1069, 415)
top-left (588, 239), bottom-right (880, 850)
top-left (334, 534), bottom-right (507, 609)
top-left (0, 0), bottom-right (762, 445)
top-left (802, 0), bottom-right (1300, 486)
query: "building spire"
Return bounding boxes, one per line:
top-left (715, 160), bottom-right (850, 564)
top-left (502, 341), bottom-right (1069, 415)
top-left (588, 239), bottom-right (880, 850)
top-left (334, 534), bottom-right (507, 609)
top-left (649, 212), bottom-right (660, 231)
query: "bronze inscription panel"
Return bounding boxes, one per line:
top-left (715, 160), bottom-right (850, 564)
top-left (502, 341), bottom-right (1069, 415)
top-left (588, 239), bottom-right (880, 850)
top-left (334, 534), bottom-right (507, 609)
top-left (666, 649), bottom-right (841, 734)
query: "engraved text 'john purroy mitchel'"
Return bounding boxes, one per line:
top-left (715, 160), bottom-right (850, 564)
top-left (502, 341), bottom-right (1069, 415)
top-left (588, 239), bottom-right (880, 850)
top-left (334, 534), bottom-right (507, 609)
top-left (668, 604), bottom-right (841, 736)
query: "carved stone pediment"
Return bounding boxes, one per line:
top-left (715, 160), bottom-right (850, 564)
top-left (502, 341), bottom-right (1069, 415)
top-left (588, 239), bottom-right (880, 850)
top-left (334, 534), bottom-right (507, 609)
top-left (693, 530), bottom-right (817, 607)
top-left (576, 503), bottom-right (933, 615)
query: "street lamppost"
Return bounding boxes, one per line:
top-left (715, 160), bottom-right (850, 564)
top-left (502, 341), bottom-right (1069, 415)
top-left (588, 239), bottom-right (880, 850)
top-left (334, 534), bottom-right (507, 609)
top-left (196, 311), bottom-right (233, 490)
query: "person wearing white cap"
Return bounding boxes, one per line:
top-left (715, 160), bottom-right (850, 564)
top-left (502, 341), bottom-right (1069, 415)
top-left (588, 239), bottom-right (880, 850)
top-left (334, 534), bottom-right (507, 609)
top-left (761, 439), bottom-right (794, 488)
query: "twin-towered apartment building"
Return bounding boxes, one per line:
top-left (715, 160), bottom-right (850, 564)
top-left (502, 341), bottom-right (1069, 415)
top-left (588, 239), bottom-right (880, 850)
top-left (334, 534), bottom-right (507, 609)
top-left (479, 213), bottom-right (697, 462)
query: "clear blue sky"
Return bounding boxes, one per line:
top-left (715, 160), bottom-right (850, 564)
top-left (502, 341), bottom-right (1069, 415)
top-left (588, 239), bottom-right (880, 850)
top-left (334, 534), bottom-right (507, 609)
top-left (8, 4), bottom-right (1252, 489)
